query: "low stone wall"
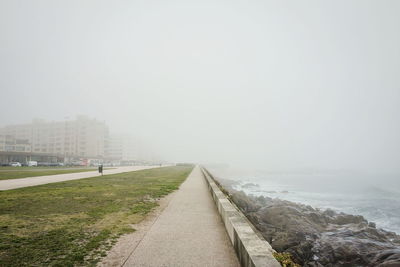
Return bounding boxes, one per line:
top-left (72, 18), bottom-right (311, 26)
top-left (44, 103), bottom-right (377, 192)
top-left (201, 167), bottom-right (280, 267)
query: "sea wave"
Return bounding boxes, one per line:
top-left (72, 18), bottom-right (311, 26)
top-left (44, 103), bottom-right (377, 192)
top-left (233, 175), bottom-right (400, 234)
top-left (216, 177), bottom-right (400, 266)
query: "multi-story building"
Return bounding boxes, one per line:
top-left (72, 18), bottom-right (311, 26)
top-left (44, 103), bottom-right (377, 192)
top-left (107, 134), bottom-right (124, 160)
top-left (107, 134), bottom-right (159, 165)
top-left (0, 134), bottom-right (31, 153)
top-left (0, 116), bottom-right (109, 164)
top-left (107, 134), bottom-right (137, 161)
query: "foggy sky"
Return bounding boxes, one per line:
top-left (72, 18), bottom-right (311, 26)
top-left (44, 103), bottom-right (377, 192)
top-left (1, 0), bottom-right (399, 172)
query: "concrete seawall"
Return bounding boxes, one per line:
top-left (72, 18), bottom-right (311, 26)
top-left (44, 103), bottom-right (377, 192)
top-left (201, 167), bottom-right (281, 267)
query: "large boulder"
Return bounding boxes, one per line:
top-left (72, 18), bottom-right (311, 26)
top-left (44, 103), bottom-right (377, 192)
top-left (228, 190), bottom-right (400, 266)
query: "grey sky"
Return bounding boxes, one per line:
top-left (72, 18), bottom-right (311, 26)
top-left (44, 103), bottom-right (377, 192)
top-left (1, 0), bottom-right (399, 172)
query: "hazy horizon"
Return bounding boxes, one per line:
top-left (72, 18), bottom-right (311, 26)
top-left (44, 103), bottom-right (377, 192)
top-left (1, 0), bottom-right (399, 173)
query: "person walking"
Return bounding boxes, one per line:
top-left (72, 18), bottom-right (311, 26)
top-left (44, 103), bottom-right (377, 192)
top-left (98, 164), bottom-right (103, 176)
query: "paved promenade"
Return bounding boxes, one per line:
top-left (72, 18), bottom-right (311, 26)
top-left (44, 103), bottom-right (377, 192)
top-left (123, 165), bottom-right (240, 267)
top-left (0, 166), bottom-right (159, 191)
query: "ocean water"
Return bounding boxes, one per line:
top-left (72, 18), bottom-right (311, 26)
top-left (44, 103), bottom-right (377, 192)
top-left (218, 171), bottom-right (400, 234)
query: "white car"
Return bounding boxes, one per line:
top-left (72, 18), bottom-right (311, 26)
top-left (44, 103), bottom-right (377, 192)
top-left (28, 161), bottom-right (38, 167)
top-left (9, 162), bottom-right (22, 167)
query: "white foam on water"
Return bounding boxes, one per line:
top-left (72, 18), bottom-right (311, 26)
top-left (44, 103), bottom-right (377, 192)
top-left (234, 174), bottom-right (400, 234)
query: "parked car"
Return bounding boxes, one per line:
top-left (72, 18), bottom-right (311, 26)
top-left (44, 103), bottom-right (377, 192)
top-left (28, 161), bottom-right (38, 167)
top-left (37, 162), bottom-right (64, 167)
top-left (9, 162), bottom-right (22, 167)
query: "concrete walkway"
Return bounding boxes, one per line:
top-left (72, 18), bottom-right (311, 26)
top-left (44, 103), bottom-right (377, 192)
top-left (123, 166), bottom-right (240, 267)
top-left (0, 166), bottom-right (159, 191)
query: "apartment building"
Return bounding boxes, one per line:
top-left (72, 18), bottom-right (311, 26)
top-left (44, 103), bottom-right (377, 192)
top-left (0, 116), bottom-right (109, 161)
top-left (0, 134), bottom-right (31, 153)
top-left (107, 134), bottom-right (160, 165)
top-left (107, 134), bottom-right (137, 161)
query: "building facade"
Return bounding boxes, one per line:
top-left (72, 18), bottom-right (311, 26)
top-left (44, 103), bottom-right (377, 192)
top-left (0, 116), bottom-right (109, 164)
top-left (0, 134), bottom-right (31, 153)
top-left (106, 134), bottom-right (160, 165)
top-left (107, 134), bottom-right (137, 161)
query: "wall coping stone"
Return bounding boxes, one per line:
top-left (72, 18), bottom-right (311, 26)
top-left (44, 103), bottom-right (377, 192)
top-left (201, 167), bottom-right (281, 267)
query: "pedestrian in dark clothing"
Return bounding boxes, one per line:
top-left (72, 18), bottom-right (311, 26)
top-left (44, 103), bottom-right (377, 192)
top-left (98, 164), bottom-right (103, 176)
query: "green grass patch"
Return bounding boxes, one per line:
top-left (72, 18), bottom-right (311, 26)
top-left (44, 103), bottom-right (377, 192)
top-left (0, 165), bottom-right (193, 266)
top-left (0, 167), bottom-right (108, 180)
top-left (273, 252), bottom-right (301, 267)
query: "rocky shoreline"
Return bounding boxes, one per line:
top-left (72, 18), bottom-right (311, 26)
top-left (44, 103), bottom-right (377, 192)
top-left (217, 178), bottom-right (400, 266)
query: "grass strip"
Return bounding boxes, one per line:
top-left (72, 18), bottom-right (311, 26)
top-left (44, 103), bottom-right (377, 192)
top-left (0, 165), bottom-right (193, 266)
top-left (0, 168), bottom-right (105, 180)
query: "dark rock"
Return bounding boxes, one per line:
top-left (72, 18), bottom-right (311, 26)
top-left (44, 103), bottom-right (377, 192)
top-left (230, 191), bottom-right (261, 213)
top-left (330, 214), bottom-right (366, 225)
top-left (227, 189), bottom-right (400, 266)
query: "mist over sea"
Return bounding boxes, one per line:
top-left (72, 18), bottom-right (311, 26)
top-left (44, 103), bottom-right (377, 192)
top-left (209, 167), bottom-right (400, 234)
